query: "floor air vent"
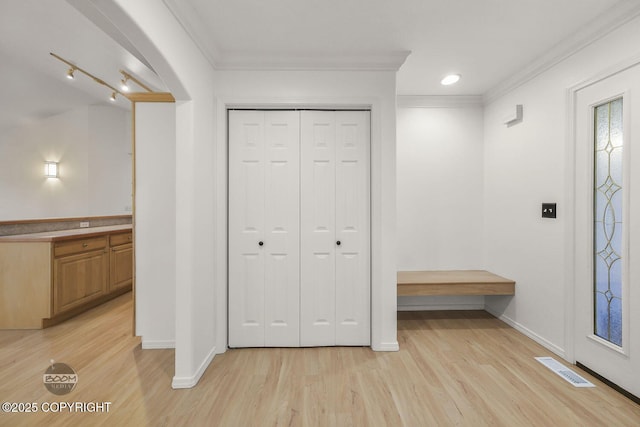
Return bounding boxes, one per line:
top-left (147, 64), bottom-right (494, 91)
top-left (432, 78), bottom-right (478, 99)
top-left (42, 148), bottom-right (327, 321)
top-left (535, 357), bottom-right (595, 388)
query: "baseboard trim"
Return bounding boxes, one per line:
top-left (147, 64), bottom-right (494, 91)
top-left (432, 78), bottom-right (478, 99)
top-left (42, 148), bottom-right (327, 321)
top-left (372, 341), bottom-right (399, 352)
top-left (484, 306), bottom-right (566, 359)
top-left (576, 362), bottom-right (640, 405)
top-left (141, 339), bottom-right (175, 349)
top-left (398, 303), bottom-right (485, 311)
top-left (171, 346), bottom-right (217, 389)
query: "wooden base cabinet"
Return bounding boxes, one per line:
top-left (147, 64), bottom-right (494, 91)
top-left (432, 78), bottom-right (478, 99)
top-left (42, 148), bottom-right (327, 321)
top-left (0, 226), bottom-right (132, 329)
top-left (54, 245), bottom-right (109, 315)
top-left (109, 233), bottom-right (133, 292)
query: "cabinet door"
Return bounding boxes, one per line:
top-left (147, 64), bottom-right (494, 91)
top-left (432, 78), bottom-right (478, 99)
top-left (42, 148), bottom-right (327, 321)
top-left (53, 250), bottom-right (108, 315)
top-left (334, 111), bottom-right (370, 345)
top-left (300, 111), bottom-right (370, 346)
top-left (228, 110), bottom-right (300, 347)
top-left (110, 243), bottom-right (133, 291)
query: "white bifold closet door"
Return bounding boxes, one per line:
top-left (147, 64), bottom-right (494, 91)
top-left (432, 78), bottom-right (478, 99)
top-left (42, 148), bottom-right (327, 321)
top-left (228, 111), bottom-right (300, 347)
top-left (300, 111), bottom-right (370, 346)
top-left (228, 110), bottom-right (370, 348)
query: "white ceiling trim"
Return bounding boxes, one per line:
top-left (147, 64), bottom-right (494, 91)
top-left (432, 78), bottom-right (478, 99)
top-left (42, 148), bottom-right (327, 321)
top-left (483, 0), bottom-right (640, 104)
top-left (397, 95), bottom-right (483, 108)
top-left (162, 0), bottom-right (410, 72)
top-left (162, 0), bottom-right (222, 66)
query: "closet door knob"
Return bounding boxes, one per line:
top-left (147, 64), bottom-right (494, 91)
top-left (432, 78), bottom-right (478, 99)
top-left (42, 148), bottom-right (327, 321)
top-left (336, 241), bottom-right (341, 246)
top-left (258, 241), bottom-right (264, 246)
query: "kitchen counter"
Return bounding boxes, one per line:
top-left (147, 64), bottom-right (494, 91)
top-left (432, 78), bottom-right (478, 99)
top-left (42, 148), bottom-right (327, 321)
top-left (0, 225), bottom-right (133, 329)
top-left (0, 224), bottom-right (132, 242)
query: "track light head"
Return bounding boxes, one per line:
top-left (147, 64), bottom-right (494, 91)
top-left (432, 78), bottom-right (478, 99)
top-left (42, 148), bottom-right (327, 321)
top-left (66, 68), bottom-right (75, 80)
top-left (120, 77), bottom-right (130, 92)
top-left (110, 92), bottom-right (116, 102)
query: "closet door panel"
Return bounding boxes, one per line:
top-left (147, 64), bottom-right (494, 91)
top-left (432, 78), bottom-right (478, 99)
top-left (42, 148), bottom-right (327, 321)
top-left (229, 111), bottom-right (266, 347)
top-left (231, 109), bottom-right (370, 348)
top-left (300, 111), bottom-right (337, 346)
top-left (335, 111), bottom-right (370, 345)
top-left (264, 112), bottom-right (300, 346)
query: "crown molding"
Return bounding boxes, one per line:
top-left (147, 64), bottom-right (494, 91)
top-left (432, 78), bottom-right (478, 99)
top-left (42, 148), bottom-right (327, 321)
top-left (483, 1), bottom-right (640, 104)
top-left (397, 95), bottom-right (483, 108)
top-left (163, 0), bottom-right (222, 68)
top-left (163, 0), bottom-right (410, 71)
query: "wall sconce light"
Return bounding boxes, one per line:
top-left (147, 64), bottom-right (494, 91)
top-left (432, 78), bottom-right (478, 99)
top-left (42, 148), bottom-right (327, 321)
top-left (44, 161), bottom-right (59, 178)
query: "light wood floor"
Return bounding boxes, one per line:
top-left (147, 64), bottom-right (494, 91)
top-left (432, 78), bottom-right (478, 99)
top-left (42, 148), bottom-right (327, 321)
top-left (1, 294), bottom-right (639, 426)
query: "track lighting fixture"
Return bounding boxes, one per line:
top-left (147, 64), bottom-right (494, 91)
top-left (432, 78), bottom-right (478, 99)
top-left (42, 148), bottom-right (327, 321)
top-left (51, 52), bottom-right (126, 102)
top-left (51, 52), bottom-right (157, 102)
top-left (119, 70), bottom-right (152, 92)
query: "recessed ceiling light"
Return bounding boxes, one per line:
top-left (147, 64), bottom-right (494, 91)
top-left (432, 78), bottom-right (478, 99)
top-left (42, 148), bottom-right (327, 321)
top-left (441, 74), bottom-right (461, 86)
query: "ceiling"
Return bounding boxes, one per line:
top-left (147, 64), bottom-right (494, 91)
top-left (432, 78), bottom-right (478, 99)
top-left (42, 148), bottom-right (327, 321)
top-left (0, 0), bottom-right (165, 135)
top-left (168, 0), bottom-right (631, 96)
top-left (1, 0), bottom-right (637, 135)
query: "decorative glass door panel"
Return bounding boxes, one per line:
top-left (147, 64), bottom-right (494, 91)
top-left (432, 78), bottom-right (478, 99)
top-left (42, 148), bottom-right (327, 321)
top-left (593, 98), bottom-right (623, 347)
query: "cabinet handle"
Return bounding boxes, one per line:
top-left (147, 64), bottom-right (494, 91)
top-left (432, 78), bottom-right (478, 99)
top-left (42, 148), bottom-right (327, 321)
top-left (258, 241), bottom-right (264, 246)
top-left (82, 243), bottom-right (88, 248)
top-left (336, 241), bottom-right (341, 246)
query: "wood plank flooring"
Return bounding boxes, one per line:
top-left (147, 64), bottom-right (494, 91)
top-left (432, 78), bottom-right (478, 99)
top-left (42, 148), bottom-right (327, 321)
top-left (1, 294), bottom-right (639, 426)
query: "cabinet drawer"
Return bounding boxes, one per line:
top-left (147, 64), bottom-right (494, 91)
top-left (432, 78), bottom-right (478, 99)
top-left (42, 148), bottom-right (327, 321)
top-left (54, 236), bottom-right (107, 257)
top-left (110, 232), bottom-right (132, 247)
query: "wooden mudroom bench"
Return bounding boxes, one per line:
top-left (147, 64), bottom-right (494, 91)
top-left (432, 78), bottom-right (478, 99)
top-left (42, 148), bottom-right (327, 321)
top-left (397, 270), bottom-right (515, 296)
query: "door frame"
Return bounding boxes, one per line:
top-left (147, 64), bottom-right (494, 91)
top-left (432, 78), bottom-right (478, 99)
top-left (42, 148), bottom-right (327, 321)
top-left (565, 53), bottom-right (640, 363)
top-left (216, 97), bottom-right (396, 353)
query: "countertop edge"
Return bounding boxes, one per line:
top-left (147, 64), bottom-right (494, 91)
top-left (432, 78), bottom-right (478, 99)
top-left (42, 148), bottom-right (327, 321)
top-left (0, 225), bottom-right (132, 243)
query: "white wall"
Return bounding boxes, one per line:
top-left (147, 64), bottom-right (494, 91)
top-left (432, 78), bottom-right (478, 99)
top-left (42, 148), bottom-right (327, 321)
top-left (102, 0), bottom-right (218, 389)
top-left (396, 104), bottom-right (485, 310)
top-left (135, 102), bottom-right (176, 349)
top-left (88, 105), bottom-right (132, 215)
top-left (0, 105), bottom-right (130, 221)
top-left (215, 69), bottom-right (400, 352)
top-left (483, 15), bottom-right (640, 358)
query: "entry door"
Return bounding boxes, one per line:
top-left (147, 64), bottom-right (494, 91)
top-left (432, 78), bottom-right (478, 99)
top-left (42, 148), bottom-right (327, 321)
top-left (574, 63), bottom-right (640, 397)
top-left (228, 110), bottom-right (300, 347)
top-left (300, 111), bottom-right (370, 346)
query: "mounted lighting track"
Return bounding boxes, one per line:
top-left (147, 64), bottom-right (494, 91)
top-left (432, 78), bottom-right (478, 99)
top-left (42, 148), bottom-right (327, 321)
top-left (120, 70), bottom-right (153, 92)
top-left (50, 52), bottom-right (124, 101)
top-left (50, 52), bottom-right (175, 103)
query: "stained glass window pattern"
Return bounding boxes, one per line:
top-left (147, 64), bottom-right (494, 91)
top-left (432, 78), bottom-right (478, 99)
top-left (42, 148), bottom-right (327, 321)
top-left (594, 98), bottom-right (623, 347)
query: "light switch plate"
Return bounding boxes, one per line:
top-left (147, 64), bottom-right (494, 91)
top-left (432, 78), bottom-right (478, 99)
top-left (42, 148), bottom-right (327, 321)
top-left (542, 203), bottom-right (557, 219)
